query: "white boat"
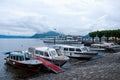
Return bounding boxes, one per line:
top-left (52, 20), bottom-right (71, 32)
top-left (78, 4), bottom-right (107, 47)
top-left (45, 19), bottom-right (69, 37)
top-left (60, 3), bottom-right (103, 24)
top-left (28, 46), bottom-right (69, 66)
top-left (105, 43), bottom-right (120, 52)
top-left (43, 36), bottom-right (81, 44)
top-left (5, 51), bottom-right (42, 72)
top-left (53, 45), bottom-right (98, 59)
top-left (91, 42), bottom-right (120, 51)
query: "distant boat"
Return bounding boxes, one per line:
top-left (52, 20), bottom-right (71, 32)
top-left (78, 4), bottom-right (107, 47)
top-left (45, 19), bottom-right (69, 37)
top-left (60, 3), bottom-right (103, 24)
top-left (91, 42), bottom-right (120, 51)
top-left (53, 44), bottom-right (98, 59)
top-left (28, 46), bottom-right (69, 66)
top-left (43, 37), bottom-right (81, 44)
top-left (91, 42), bottom-right (111, 48)
top-left (105, 43), bottom-right (120, 52)
top-left (5, 51), bottom-right (42, 72)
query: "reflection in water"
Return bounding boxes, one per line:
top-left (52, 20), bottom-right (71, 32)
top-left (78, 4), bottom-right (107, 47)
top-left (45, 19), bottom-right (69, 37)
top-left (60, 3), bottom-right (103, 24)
top-left (5, 63), bottom-right (39, 80)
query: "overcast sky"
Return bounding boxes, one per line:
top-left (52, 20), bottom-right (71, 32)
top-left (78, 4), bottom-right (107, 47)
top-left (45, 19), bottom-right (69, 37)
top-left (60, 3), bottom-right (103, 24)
top-left (0, 0), bottom-right (120, 36)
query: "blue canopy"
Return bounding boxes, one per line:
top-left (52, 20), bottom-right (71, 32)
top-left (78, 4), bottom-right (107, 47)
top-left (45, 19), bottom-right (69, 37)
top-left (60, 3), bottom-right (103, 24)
top-left (10, 52), bottom-right (24, 57)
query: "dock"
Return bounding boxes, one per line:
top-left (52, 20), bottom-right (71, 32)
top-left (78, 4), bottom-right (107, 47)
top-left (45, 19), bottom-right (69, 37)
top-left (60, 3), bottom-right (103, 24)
top-left (35, 57), bottom-right (62, 73)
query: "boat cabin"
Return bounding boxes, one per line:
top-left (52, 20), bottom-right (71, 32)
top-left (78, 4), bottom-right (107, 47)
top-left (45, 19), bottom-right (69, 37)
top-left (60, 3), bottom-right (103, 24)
top-left (8, 52), bottom-right (32, 61)
top-left (53, 45), bottom-right (89, 54)
top-left (52, 44), bottom-right (98, 59)
top-left (28, 47), bottom-right (58, 59)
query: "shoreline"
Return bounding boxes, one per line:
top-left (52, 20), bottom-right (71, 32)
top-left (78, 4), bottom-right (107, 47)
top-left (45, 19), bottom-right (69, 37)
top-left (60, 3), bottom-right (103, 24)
top-left (34, 52), bottom-right (120, 80)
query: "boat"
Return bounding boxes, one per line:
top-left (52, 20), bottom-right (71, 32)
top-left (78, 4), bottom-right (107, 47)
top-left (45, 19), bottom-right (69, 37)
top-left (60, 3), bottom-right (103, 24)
top-left (43, 35), bottom-right (82, 44)
top-left (105, 43), bottom-right (120, 52)
top-left (91, 42), bottom-right (112, 48)
top-left (91, 42), bottom-right (120, 52)
top-left (28, 47), bottom-right (69, 66)
top-left (90, 42), bottom-right (110, 51)
top-left (43, 39), bottom-right (81, 44)
top-left (5, 51), bottom-right (42, 72)
top-left (53, 45), bottom-right (98, 59)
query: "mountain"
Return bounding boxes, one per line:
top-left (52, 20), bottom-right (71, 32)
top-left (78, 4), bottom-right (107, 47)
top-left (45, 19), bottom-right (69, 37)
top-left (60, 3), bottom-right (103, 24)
top-left (0, 31), bottom-right (61, 38)
top-left (82, 34), bottom-right (90, 38)
top-left (31, 31), bottom-right (61, 38)
top-left (0, 35), bottom-right (30, 38)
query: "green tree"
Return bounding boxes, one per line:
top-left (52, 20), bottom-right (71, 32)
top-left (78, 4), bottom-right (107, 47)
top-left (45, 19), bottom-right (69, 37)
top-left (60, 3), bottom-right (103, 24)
top-left (89, 29), bottom-right (120, 42)
top-left (89, 32), bottom-right (97, 43)
top-left (103, 30), bottom-right (110, 42)
top-left (96, 31), bottom-right (104, 42)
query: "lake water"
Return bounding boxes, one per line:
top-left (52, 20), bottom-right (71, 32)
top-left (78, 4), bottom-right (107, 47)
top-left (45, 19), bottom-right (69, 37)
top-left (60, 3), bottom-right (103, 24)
top-left (0, 39), bottom-right (46, 52)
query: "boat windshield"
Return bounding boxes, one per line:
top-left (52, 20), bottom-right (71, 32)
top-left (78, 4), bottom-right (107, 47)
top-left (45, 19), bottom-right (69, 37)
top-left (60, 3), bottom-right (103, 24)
top-left (81, 47), bottom-right (88, 52)
top-left (50, 50), bottom-right (58, 57)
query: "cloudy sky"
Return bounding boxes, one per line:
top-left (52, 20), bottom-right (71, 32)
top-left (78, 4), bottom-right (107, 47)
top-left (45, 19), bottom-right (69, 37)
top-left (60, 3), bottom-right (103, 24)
top-left (0, 0), bottom-right (120, 36)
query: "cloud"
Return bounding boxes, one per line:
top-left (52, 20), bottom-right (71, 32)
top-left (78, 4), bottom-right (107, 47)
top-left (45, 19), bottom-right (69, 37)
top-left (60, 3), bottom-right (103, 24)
top-left (0, 0), bottom-right (120, 35)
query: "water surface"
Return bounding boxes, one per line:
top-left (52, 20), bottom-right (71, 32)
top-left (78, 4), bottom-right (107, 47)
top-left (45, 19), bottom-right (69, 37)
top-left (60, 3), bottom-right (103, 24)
top-left (0, 39), bottom-right (47, 80)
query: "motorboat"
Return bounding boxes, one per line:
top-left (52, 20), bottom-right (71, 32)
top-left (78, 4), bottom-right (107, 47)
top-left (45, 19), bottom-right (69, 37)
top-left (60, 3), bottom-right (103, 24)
top-left (90, 42), bottom-right (111, 51)
top-left (28, 47), bottom-right (69, 66)
top-left (91, 42), bottom-right (113, 48)
top-left (5, 51), bottom-right (42, 72)
top-left (105, 43), bottom-right (120, 52)
top-left (91, 42), bottom-right (120, 52)
top-left (43, 36), bottom-right (81, 44)
top-left (53, 45), bottom-right (98, 59)
top-left (43, 39), bottom-right (81, 44)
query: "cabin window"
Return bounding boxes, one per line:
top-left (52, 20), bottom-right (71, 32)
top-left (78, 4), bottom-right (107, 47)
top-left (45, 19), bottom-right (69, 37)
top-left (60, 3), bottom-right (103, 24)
top-left (28, 48), bottom-right (34, 53)
top-left (81, 47), bottom-right (88, 51)
top-left (76, 48), bottom-right (81, 52)
top-left (69, 48), bottom-right (74, 51)
top-left (19, 57), bottom-right (22, 61)
top-left (40, 51), bottom-right (43, 55)
top-left (25, 54), bottom-right (30, 60)
top-left (13, 56), bottom-right (16, 60)
top-left (36, 50), bottom-right (40, 54)
top-left (11, 56), bottom-right (13, 59)
top-left (10, 55), bottom-right (12, 59)
top-left (8, 55), bottom-right (10, 58)
top-left (16, 56), bottom-right (19, 61)
top-left (44, 52), bottom-right (49, 57)
top-left (19, 56), bottom-right (24, 61)
top-left (36, 50), bottom-right (43, 56)
top-left (50, 51), bottom-right (57, 57)
top-left (64, 48), bottom-right (68, 51)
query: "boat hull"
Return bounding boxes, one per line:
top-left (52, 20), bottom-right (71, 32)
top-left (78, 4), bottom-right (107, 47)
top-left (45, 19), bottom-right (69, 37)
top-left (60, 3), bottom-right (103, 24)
top-left (47, 59), bottom-right (68, 66)
top-left (65, 52), bottom-right (98, 60)
top-left (35, 57), bottom-right (68, 67)
top-left (43, 40), bottom-right (81, 44)
top-left (6, 59), bottom-right (42, 72)
top-left (106, 47), bottom-right (120, 52)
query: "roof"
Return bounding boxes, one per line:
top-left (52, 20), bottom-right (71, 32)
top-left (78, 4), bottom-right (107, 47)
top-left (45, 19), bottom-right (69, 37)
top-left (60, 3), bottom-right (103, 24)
top-left (30, 46), bottom-right (55, 52)
top-left (10, 52), bottom-right (25, 56)
top-left (53, 44), bottom-right (82, 49)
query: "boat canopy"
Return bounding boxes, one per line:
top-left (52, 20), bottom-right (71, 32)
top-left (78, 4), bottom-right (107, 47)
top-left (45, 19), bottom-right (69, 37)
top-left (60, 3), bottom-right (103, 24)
top-left (10, 52), bottom-right (25, 57)
top-left (53, 44), bottom-right (84, 49)
top-left (30, 47), bottom-right (56, 52)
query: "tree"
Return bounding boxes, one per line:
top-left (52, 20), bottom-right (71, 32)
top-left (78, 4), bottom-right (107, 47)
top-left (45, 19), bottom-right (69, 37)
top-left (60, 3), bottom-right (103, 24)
top-left (96, 31), bottom-right (104, 42)
top-left (103, 30), bottom-right (110, 42)
top-left (89, 32), bottom-right (97, 43)
top-left (89, 29), bottom-right (120, 43)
